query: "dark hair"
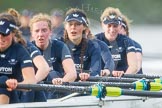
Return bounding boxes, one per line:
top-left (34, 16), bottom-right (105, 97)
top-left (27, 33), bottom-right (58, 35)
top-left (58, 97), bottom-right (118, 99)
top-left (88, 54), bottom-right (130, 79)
top-left (64, 8), bottom-right (89, 73)
top-left (0, 8), bottom-right (26, 46)
top-left (8, 8), bottom-right (26, 46)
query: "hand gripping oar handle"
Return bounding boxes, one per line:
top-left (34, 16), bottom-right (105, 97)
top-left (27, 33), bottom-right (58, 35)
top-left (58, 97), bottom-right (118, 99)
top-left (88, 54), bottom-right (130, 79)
top-left (43, 76), bottom-right (162, 84)
top-left (76, 70), bottom-right (162, 79)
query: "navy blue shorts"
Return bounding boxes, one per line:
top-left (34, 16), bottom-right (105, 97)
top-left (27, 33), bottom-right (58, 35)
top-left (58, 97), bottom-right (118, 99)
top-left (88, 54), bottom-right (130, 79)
top-left (19, 90), bottom-right (47, 102)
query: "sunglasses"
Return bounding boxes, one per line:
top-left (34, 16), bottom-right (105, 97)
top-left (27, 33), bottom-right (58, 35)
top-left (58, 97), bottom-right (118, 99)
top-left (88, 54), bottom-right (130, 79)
top-left (0, 32), bottom-right (9, 37)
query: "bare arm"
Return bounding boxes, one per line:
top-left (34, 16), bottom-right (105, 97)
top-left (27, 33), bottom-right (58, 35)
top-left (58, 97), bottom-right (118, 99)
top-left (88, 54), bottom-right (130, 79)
top-left (136, 52), bottom-right (142, 72)
top-left (125, 52), bottom-right (138, 74)
top-left (112, 52), bottom-right (138, 77)
top-left (33, 55), bottom-right (50, 83)
top-left (62, 58), bottom-right (77, 82)
top-left (19, 67), bottom-right (37, 84)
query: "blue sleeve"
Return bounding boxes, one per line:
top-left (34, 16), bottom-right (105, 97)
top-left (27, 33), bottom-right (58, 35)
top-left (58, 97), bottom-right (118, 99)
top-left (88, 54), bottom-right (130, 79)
top-left (61, 44), bottom-right (72, 60)
top-left (17, 44), bottom-right (33, 68)
top-left (89, 41), bottom-right (101, 76)
top-left (133, 40), bottom-right (142, 53)
top-left (99, 40), bottom-right (115, 72)
top-left (26, 41), bottom-right (41, 59)
top-left (124, 37), bottom-right (136, 53)
top-left (95, 33), bottom-right (104, 40)
top-left (54, 40), bottom-right (72, 61)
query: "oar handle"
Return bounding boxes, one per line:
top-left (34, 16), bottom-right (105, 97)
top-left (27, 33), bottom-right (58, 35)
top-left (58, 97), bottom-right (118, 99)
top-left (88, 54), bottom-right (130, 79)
top-left (88, 76), bottom-right (139, 82)
top-left (87, 76), bottom-right (156, 83)
top-left (40, 81), bottom-right (70, 86)
top-left (122, 74), bottom-right (161, 79)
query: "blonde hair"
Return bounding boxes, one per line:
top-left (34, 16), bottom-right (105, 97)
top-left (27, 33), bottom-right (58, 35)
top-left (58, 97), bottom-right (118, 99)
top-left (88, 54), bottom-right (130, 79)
top-left (29, 13), bottom-right (52, 31)
top-left (100, 7), bottom-right (122, 22)
top-left (7, 8), bottom-right (20, 19)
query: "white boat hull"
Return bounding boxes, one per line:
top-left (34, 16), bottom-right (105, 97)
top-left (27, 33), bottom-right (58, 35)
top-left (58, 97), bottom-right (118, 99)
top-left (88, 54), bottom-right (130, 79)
top-left (1, 95), bottom-right (162, 108)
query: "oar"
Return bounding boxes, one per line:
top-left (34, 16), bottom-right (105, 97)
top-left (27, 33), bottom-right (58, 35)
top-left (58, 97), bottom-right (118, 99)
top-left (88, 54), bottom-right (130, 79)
top-left (43, 81), bottom-right (134, 89)
top-left (121, 74), bottom-right (162, 79)
top-left (44, 81), bottom-right (162, 91)
top-left (1, 83), bottom-right (162, 98)
top-left (70, 81), bottom-right (162, 91)
top-left (87, 76), bottom-right (155, 83)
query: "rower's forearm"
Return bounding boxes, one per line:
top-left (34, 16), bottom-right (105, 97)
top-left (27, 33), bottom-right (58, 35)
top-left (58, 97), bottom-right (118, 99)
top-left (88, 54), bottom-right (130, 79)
top-left (19, 79), bottom-right (37, 84)
top-left (35, 69), bottom-right (50, 83)
top-left (125, 66), bottom-right (138, 74)
top-left (62, 73), bottom-right (77, 82)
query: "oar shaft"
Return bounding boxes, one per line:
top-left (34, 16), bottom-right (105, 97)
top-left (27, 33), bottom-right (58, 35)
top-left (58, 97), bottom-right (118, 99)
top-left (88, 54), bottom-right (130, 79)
top-left (87, 76), bottom-right (155, 83)
top-left (122, 89), bottom-right (162, 97)
top-left (43, 81), bottom-right (162, 91)
top-left (43, 81), bottom-right (134, 89)
top-left (1, 83), bottom-right (162, 98)
top-left (88, 76), bottom-right (138, 82)
top-left (65, 82), bottom-right (134, 89)
top-left (17, 84), bottom-right (92, 94)
top-left (122, 74), bottom-right (161, 79)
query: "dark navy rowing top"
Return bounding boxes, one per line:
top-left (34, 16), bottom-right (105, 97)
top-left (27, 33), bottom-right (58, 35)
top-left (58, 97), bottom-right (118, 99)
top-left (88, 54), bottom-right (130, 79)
top-left (26, 41), bottom-right (42, 72)
top-left (0, 42), bottom-right (33, 81)
top-left (26, 41), bottom-right (41, 59)
top-left (93, 39), bottom-right (115, 72)
top-left (96, 33), bottom-right (136, 72)
top-left (32, 39), bottom-right (72, 77)
top-left (65, 39), bottom-right (101, 76)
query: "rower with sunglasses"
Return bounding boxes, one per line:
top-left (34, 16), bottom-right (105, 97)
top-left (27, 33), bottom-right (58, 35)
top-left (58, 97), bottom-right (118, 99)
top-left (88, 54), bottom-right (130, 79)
top-left (0, 11), bottom-right (36, 104)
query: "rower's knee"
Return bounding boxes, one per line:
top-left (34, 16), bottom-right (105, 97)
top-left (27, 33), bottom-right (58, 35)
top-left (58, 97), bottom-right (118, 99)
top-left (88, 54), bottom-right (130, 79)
top-left (0, 94), bottom-right (9, 104)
